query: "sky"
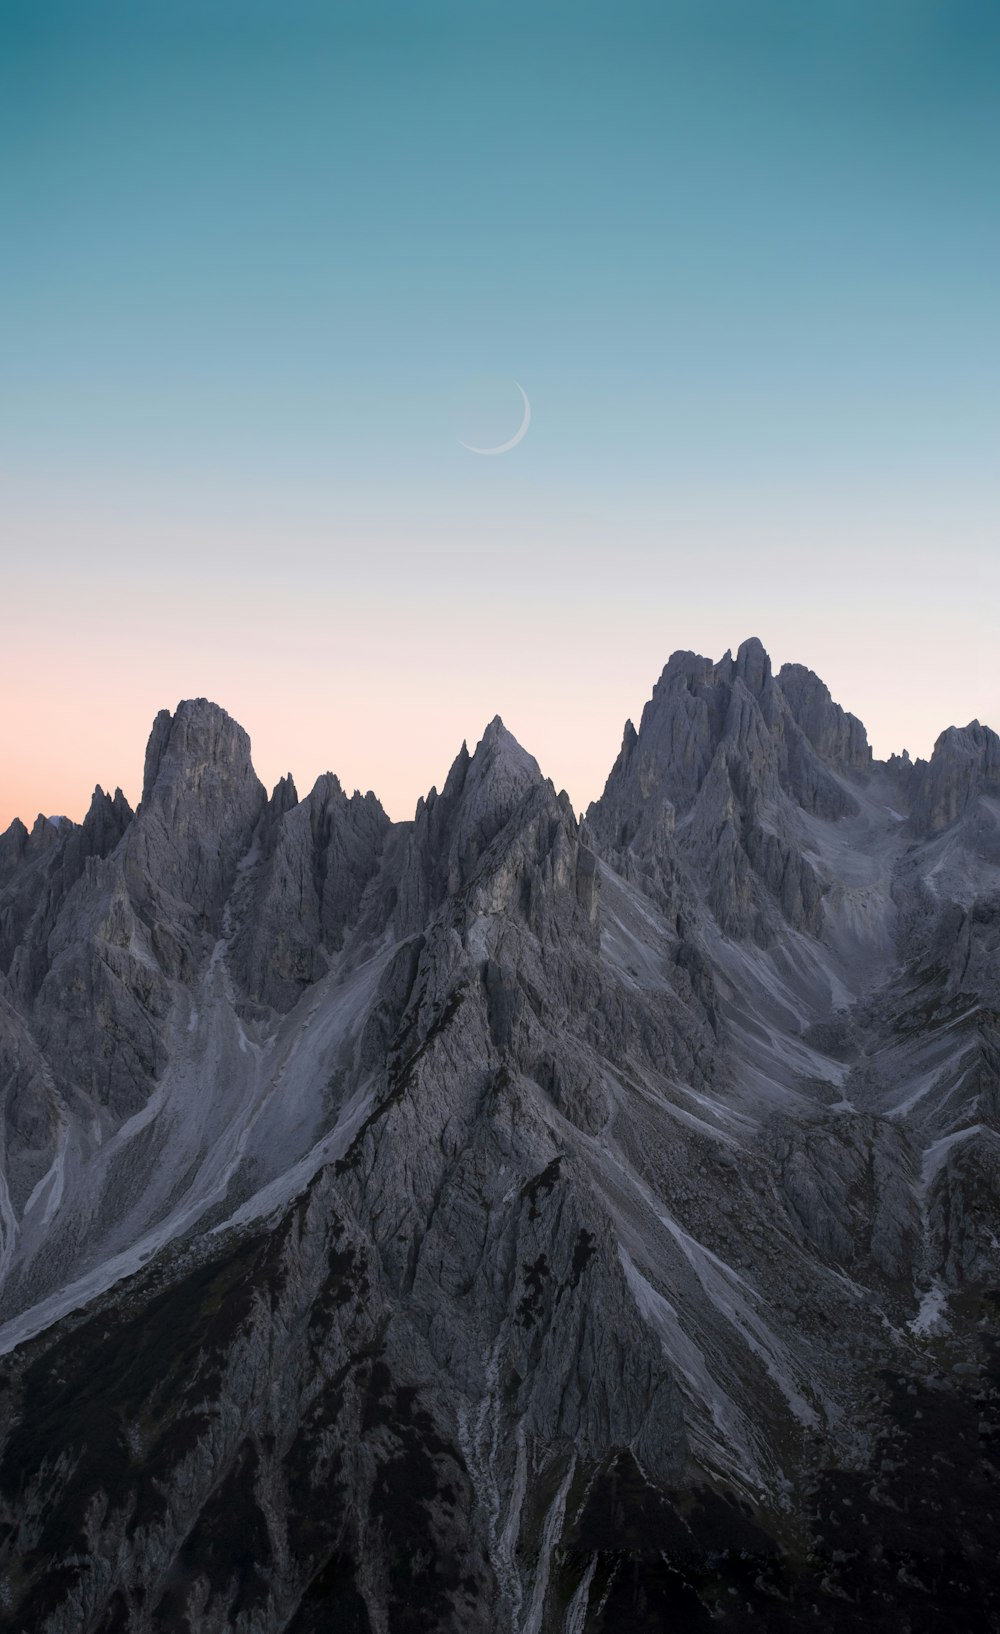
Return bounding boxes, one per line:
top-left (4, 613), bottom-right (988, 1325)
top-left (1, 0), bottom-right (997, 826)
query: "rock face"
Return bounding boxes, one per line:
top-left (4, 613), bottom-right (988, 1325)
top-left (776, 660), bottom-right (872, 773)
top-left (0, 651), bottom-right (999, 1633)
top-left (910, 720), bottom-right (1000, 836)
top-left (228, 774), bottom-right (391, 1012)
top-left (127, 698), bottom-right (268, 974)
top-left (586, 637), bottom-right (866, 944)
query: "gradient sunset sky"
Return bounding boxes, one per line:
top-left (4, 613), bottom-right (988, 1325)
top-left (2, 0), bottom-right (997, 827)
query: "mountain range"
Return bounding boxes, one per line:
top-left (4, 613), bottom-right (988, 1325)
top-left (1, 637), bottom-right (998, 1632)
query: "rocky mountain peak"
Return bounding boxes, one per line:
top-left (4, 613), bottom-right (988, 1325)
top-left (270, 772), bottom-right (299, 811)
top-left (121, 701), bottom-right (268, 976)
top-left (443, 716), bottom-right (546, 859)
top-left (727, 633), bottom-right (773, 698)
top-left (0, 817), bottom-right (28, 847)
top-left (255, 773), bottom-right (300, 852)
top-left (81, 784), bottom-right (133, 850)
top-left (596, 639), bottom-right (783, 831)
top-left (937, 719), bottom-right (997, 755)
top-left (422, 719), bottom-right (542, 832)
top-left (395, 719), bottom-right (549, 934)
top-left (85, 784), bottom-right (125, 820)
top-left (777, 662), bottom-right (871, 772)
top-left (467, 713), bottom-right (541, 791)
top-left (649, 646), bottom-right (714, 700)
top-left (0, 819), bottom-right (29, 888)
top-left (28, 813), bottom-right (68, 846)
top-left (227, 768), bottom-right (390, 1010)
top-left (302, 773), bottom-right (389, 851)
top-left (911, 718), bottom-right (1000, 835)
top-left (140, 697), bottom-right (262, 815)
top-left (308, 770), bottom-right (344, 804)
top-left (589, 639), bottom-right (870, 940)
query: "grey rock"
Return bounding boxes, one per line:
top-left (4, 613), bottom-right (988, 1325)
top-left (0, 648), bottom-right (998, 1630)
top-left (910, 719), bottom-right (1000, 835)
top-left (777, 661), bottom-right (872, 773)
top-left (229, 774), bottom-right (390, 1011)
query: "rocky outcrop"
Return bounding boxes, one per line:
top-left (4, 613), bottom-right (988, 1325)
top-left (229, 776), bottom-right (390, 1011)
top-left (909, 720), bottom-right (1000, 836)
top-left (0, 818), bottom-right (29, 889)
top-left (124, 699), bottom-right (267, 977)
top-left (0, 786), bottom-right (133, 1004)
top-left (777, 661), bottom-right (871, 773)
top-left (391, 717), bottom-right (550, 935)
top-left (587, 637), bottom-right (859, 942)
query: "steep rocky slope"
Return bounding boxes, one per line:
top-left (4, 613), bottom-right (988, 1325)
top-left (0, 642), bottom-right (998, 1632)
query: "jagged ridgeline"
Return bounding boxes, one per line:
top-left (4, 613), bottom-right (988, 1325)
top-left (1, 638), bottom-right (999, 1633)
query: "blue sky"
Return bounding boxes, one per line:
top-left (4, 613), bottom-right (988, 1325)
top-left (1, 1), bottom-right (997, 820)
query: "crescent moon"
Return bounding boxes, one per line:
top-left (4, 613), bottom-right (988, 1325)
top-left (459, 380), bottom-right (531, 456)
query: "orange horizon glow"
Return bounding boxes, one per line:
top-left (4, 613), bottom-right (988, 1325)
top-left (4, 7), bottom-right (998, 842)
top-left (3, 488), bottom-right (996, 835)
top-left (3, 602), bottom-right (995, 835)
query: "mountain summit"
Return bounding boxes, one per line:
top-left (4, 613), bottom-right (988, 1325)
top-left (1, 645), bottom-right (998, 1632)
